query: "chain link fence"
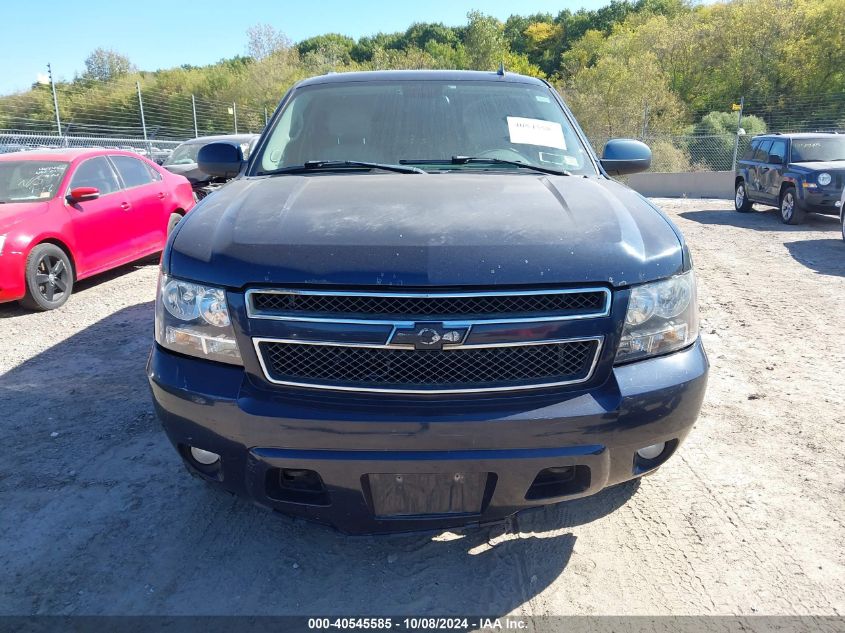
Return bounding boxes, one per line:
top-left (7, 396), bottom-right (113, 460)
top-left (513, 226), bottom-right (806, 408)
top-left (0, 82), bottom-right (270, 158)
top-left (2, 84), bottom-right (843, 172)
top-left (590, 133), bottom-right (757, 173)
top-left (588, 92), bottom-right (845, 172)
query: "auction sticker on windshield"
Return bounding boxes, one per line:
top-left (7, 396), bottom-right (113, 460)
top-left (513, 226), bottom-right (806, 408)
top-left (506, 116), bottom-right (566, 150)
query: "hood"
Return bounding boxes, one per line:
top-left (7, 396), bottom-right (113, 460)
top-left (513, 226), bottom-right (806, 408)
top-left (790, 161), bottom-right (845, 171)
top-left (168, 173), bottom-right (685, 289)
top-left (163, 162), bottom-right (209, 184)
top-left (0, 201), bottom-right (50, 232)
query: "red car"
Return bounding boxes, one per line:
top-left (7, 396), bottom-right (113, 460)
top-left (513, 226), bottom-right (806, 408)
top-left (0, 148), bottom-right (194, 310)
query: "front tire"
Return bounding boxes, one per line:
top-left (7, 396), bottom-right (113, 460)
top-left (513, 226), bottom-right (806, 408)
top-left (167, 212), bottom-right (183, 236)
top-left (841, 211), bottom-right (845, 243)
top-left (779, 186), bottom-right (805, 225)
top-left (20, 244), bottom-right (73, 311)
top-left (735, 180), bottom-right (753, 212)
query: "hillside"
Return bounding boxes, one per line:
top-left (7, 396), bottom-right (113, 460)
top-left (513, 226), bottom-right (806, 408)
top-left (1, 0), bottom-right (842, 146)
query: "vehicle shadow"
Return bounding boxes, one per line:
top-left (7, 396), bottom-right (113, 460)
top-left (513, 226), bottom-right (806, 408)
top-left (677, 207), bottom-right (844, 277)
top-left (784, 239), bottom-right (845, 278)
top-left (678, 205), bottom-right (840, 232)
top-left (0, 301), bottom-right (638, 616)
top-left (0, 257), bottom-right (158, 319)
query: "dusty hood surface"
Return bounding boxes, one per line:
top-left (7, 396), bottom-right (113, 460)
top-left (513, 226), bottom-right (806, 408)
top-left (168, 173), bottom-right (685, 289)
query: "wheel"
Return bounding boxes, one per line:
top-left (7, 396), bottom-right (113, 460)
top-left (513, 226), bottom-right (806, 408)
top-left (779, 186), bottom-right (805, 225)
top-left (734, 180), bottom-right (753, 212)
top-left (19, 243), bottom-right (73, 311)
top-left (841, 211), bottom-right (845, 243)
top-left (167, 212), bottom-right (183, 236)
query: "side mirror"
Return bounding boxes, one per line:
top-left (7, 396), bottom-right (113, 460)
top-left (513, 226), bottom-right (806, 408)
top-left (600, 139), bottom-right (652, 176)
top-left (768, 155), bottom-right (784, 165)
top-left (67, 186), bottom-right (100, 202)
top-left (197, 142), bottom-right (245, 179)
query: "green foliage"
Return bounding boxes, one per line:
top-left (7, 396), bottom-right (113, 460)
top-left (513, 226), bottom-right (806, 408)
top-left (402, 22), bottom-right (459, 50)
top-left (648, 138), bottom-right (693, 173)
top-left (82, 48), bottom-right (135, 82)
top-left (297, 34), bottom-right (356, 65)
top-left (682, 111), bottom-right (767, 170)
top-left (463, 11), bottom-right (508, 71)
top-left (2, 0), bottom-right (843, 145)
top-left (688, 111), bottom-right (768, 137)
top-left (564, 53), bottom-right (686, 138)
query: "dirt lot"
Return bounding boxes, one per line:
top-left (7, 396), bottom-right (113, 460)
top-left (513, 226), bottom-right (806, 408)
top-left (1, 198), bottom-right (843, 617)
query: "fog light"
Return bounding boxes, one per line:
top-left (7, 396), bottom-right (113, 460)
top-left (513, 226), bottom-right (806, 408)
top-left (190, 446), bottom-right (220, 465)
top-left (636, 442), bottom-right (666, 460)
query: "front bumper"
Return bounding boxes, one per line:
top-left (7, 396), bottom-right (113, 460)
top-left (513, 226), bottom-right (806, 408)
top-left (0, 250), bottom-right (26, 303)
top-left (148, 338), bottom-right (708, 534)
top-left (799, 188), bottom-right (842, 215)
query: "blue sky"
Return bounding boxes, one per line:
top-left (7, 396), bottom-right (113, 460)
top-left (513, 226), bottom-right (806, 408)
top-left (0, 0), bottom-right (615, 95)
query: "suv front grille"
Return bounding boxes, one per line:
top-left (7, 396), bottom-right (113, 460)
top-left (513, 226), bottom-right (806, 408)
top-left (248, 288), bottom-right (609, 321)
top-left (256, 338), bottom-right (601, 393)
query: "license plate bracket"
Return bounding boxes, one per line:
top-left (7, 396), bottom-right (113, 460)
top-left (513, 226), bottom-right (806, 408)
top-left (366, 472), bottom-right (488, 517)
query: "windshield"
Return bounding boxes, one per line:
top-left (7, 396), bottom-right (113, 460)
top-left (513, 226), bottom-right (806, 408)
top-left (254, 80), bottom-right (596, 176)
top-left (791, 138), bottom-right (845, 162)
top-left (163, 143), bottom-right (201, 166)
top-left (0, 160), bottom-right (68, 203)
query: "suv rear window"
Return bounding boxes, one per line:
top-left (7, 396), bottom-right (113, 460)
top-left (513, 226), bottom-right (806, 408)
top-left (742, 139), bottom-right (760, 160)
top-left (752, 140), bottom-right (772, 162)
top-left (768, 140), bottom-right (787, 164)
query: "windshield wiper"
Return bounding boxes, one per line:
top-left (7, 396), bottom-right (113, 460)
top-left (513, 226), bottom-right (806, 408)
top-left (400, 156), bottom-right (571, 176)
top-left (260, 160), bottom-right (426, 176)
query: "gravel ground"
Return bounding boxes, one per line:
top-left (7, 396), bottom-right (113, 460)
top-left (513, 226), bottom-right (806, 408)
top-left (0, 198), bottom-right (843, 617)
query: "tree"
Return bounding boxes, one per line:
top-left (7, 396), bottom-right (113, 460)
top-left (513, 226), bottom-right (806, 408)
top-left (402, 22), bottom-right (459, 50)
top-left (463, 11), bottom-right (507, 71)
top-left (370, 46), bottom-right (438, 70)
top-left (297, 33), bottom-right (356, 65)
top-left (564, 54), bottom-right (686, 139)
top-left (424, 41), bottom-right (469, 69)
top-left (350, 32), bottom-right (404, 62)
top-left (522, 21), bottom-right (565, 75)
top-left (503, 13), bottom-right (554, 56)
top-left (684, 111), bottom-right (767, 170)
top-left (83, 48), bottom-right (134, 82)
top-left (246, 23), bottom-right (291, 60)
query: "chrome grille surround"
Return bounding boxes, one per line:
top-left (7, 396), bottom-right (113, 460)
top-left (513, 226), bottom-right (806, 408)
top-left (253, 336), bottom-right (604, 394)
top-left (245, 287), bottom-right (611, 324)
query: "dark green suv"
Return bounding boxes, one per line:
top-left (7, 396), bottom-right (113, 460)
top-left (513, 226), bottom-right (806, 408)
top-left (734, 133), bottom-right (845, 224)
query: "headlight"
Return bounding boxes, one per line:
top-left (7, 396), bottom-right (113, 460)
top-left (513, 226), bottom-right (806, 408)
top-left (0, 235), bottom-right (6, 256)
top-left (817, 172), bottom-right (832, 186)
top-left (616, 271), bottom-right (699, 363)
top-left (155, 274), bottom-right (242, 365)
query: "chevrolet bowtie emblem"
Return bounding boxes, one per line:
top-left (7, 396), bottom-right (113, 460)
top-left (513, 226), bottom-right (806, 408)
top-left (390, 323), bottom-right (468, 350)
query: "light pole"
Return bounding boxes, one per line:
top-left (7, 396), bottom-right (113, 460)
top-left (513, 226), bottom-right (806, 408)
top-left (137, 82), bottom-right (151, 157)
top-left (228, 103), bottom-right (238, 133)
top-left (44, 63), bottom-right (62, 138)
top-left (191, 94), bottom-right (199, 138)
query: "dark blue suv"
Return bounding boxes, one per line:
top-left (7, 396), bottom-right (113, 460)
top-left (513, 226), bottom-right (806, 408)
top-left (734, 132), bottom-right (845, 224)
top-left (147, 70), bottom-right (708, 534)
